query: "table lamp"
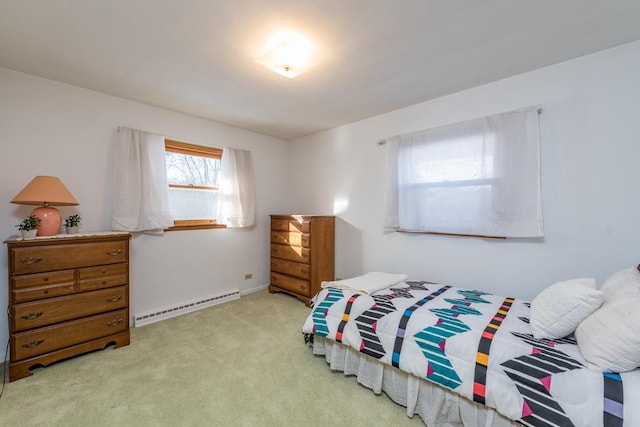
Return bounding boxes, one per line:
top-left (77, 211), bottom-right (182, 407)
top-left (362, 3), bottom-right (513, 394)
top-left (11, 176), bottom-right (79, 236)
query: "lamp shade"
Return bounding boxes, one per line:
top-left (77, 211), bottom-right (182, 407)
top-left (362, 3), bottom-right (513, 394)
top-left (11, 176), bottom-right (79, 236)
top-left (11, 176), bottom-right (79, 206)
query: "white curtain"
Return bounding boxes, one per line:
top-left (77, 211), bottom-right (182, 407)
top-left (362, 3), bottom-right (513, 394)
top-left (383, 106), bottom-right (543, 237)
top-left (216, 147), bottom-right (256, 228)
top-left (112, 127), bottom-right (173, 233)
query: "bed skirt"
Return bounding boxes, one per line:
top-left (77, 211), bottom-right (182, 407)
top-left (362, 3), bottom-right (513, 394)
top-left (312, 336), bottom-right (518, 427)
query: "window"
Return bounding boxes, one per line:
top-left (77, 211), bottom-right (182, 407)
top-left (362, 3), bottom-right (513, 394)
top-left (384, 106), bottom-right (543, 238)
top-left (164, 139), bottom-right (225, 230)
top-left (398, 130), bottom-right (496, 235)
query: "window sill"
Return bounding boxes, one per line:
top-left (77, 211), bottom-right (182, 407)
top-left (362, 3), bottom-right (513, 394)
top-left (165, 223), bottom-right (226, 232)
top-left (396, 229), bottom-right (505, 239)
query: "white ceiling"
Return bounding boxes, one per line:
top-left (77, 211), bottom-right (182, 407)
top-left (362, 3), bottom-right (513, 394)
top-left (1, 1), bottom-right (640, 140)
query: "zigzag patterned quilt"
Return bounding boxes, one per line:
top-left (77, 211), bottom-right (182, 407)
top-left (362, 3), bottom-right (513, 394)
top-left (302, 281), bottom-right (640, 426)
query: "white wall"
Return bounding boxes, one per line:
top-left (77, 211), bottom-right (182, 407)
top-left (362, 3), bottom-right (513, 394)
top-left (0, 67), bottom-right (290, 347)
top-left (289, 40), bottom-right (640, 301)
top-left (3, 39), bottom-right (639, 353)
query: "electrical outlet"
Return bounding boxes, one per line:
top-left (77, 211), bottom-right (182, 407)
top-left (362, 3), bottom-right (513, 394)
top-left (244, 273), bottom-right (252, 280)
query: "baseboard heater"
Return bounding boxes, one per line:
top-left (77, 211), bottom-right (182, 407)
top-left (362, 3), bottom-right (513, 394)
top-left (133, 290), bottom-right (240, 327)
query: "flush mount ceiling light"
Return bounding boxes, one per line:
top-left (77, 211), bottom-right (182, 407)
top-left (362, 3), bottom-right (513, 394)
top-left (257, 31), bottom-right (313, 78)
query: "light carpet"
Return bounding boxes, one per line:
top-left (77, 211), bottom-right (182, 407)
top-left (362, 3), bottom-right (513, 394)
top-left (0, 291), bottom-right (423, 426)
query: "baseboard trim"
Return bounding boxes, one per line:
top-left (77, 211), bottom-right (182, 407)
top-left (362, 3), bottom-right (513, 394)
top-left (240, 284), bottom-right (269, 297)
top-left (133, 290), bottom-right (240, 327)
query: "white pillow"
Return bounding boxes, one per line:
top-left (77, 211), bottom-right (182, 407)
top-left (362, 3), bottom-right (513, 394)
top-left (575, 267), bottom-right (640, 372)
top-left (600, 266), bottom-right (640, 302)
top-left (529, 278), bottom-right (603, 340)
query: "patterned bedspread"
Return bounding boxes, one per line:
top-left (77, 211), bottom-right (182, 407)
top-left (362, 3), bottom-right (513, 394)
top-left (302, 281), bottom-right (640, 426)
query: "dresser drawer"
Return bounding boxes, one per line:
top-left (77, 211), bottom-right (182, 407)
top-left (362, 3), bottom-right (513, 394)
top-left (12, 270), bottom-right (76, 303)
top-left (12, 270), bottom-right (75, 289)
top-left (78, 264), bottom-right (128, 291)
top-left (12, 308), bottom-right (128, 360)
top-left (12, 283), bottom-right (76, 304)
top-left (12, 286), bottom-right (128, 332)
top-left (271, 218), bottom-right (310, 233)
top-left (270, 244), bottom-right (310, 264)
top-left (10, 241), bottom-right (128, 275)
top-left (270, 272), bottom-right (310, 296)
top-left (270, 231), bottom-right (310, 248)
top-left (271, 258), bottom-right (310, 280)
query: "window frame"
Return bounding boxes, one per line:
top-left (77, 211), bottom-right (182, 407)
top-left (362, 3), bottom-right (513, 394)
top-left (164, 139), bottom-right (225, 231)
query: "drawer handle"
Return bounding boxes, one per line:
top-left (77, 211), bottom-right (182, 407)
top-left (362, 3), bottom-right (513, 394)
top-left (20, 256), bottom-right (43, 265)
top-left (107, 318), bottom-right (124, 327)
top-left (21, 311), bottom-right (43, 320)
top-left (106, 296), bottom-right (123, 303)
top-left (107, 249), bottom-right (123, 256)
top-left (22, 339), bottom-right (44, 349)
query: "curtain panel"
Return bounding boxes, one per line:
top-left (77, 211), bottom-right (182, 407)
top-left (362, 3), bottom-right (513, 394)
top-left (216, 147), bottom-right (256, 228)
top-left (112, 127), bottom-right (174, 233)
top-left (383, 106), bottom-right (543, 238)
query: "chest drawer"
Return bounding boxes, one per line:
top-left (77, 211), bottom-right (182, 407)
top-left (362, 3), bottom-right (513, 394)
top-left (271, 258), bottom-right (310, 280)
top-left (268, 215), bottom-right (334, 306)
top-left (270, 272), bottom-right (310, 297)
top-left (12, 283), bottom-right (76, 304)
top-left (270, 231), bottom-right (310, 248)
top-left (12, 270), bottom-right (76, 303)
top-left (12, 286), bottom-right (128, 332)
top-left (270, 244), bottom-right (310, 264)
top-left (271, 218), bottom-right (310, 233)
top-left (12, 308), bottom-right (128, 360)
top-left (12, 270), bottom-right (75, 289)
top-left (5, 233), bottom-right (131, 382)
top-left (11, 241), bottom-right (128, 275)
top-left (78, 264), bottom-right (128, 291)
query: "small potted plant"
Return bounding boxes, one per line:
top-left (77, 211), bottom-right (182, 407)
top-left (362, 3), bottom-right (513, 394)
top-left (16, 214), bottom-right (40, 238)
top-left (64, 214), bottom-right (81, 234)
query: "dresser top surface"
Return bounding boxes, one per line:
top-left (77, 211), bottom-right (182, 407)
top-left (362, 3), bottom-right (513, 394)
top-left (270, 214), bottom-right (335, 219)
top-left (5, 231), bottom-right (131, 247)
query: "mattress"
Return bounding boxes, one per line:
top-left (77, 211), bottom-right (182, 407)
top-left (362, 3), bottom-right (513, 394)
top-left (302, 280), bottom-right (640, 426)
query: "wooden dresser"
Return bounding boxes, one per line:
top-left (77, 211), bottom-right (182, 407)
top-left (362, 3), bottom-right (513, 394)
top-left (5, 232), bottom-right (131, 381)
top-left (268, 215), bottom-right (335, 305)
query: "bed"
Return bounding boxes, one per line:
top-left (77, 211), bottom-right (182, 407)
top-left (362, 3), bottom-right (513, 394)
top-left (301, 272), bottom-right (640, 426)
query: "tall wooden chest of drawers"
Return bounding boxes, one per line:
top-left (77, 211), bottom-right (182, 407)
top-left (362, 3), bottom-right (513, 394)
top-left (5, 232), bottom-right (131, 381)
top-left (268, 215), bottom-right (334, 305)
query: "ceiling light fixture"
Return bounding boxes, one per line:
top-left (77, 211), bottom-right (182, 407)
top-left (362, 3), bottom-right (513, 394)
top-left (257, 31), bottom-right (313, 78)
